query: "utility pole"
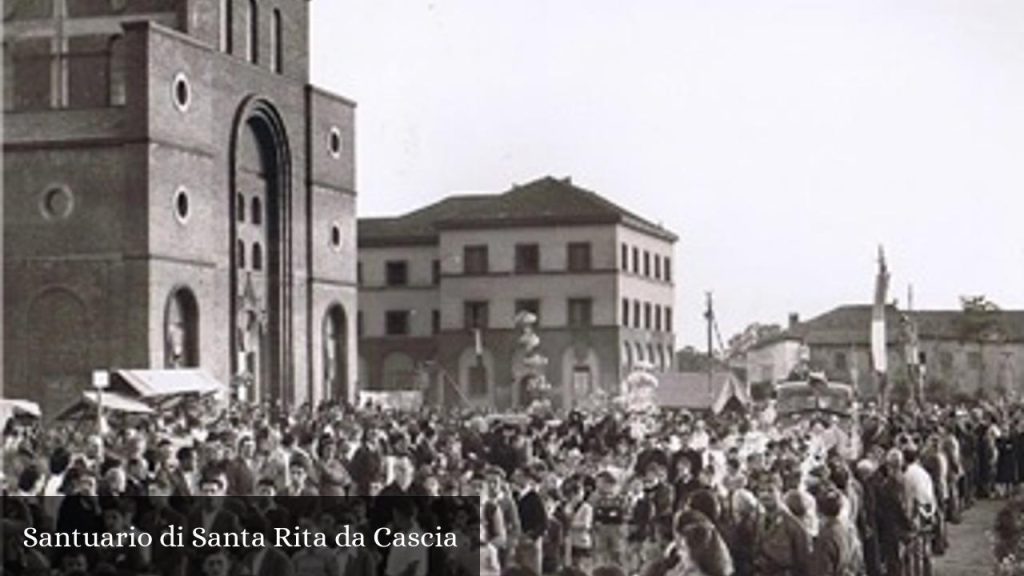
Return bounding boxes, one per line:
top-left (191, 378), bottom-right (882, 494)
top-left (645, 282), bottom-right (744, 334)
top-left (705, 292), bottom-right (714, 396)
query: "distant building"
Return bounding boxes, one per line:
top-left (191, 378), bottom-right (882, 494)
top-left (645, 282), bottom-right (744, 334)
top-left (357, 176), bottom-right (678, 410)
top-left (4, 1), bottom-right (358, 413)
top-left (747, 305), bottom-right (1024, 401)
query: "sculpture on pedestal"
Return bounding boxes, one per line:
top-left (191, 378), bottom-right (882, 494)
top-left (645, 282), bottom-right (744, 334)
top-left (512, 311), bottom-right (550, 410)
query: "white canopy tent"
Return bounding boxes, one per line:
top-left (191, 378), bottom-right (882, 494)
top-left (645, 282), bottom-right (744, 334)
top-left (0, 399), bottom-right (41, 431)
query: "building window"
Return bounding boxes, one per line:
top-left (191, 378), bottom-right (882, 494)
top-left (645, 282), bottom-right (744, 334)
top-left (322, 305), bottom-right (348, 399)
top-left (568, 298), bottom-right (593, 328)
top-left (968, 351), bottom-right (982, 370)
top-left (271, 8), bottom-right (282, 73)
top-left (357, 262), bottom-right (363, 285)
top-left (567, 242), bottom-right (592, 272)
top-left (432, 310), bottom-right (441, 335)
top-left (236, 193), bottom-right (246, 222)
top-left (622, 298), bottom-right (630, 326)
top-left (655, 304), bottom-right (662, 332)
top-left (632, 246), bottom-right (640, 274)
top-left (328, 127), bottom-right (343, 158)
top-left (385, 261), bottom-right (409, 286)
top-left (236, 240), bottom-right (246, 268)
top-left (108, 36), bottom-right (126, 106)
top-left (665, 257), bottom-right (672, 282)
top-left (172, 72), bottom-right (191, 112)
top-left (357, 311), bottom-right (364, 336)
top-left (573, 365), bottom-right (593, 398)
top-left (633, 301), bottom-right (642, 329)
top-left (165, 287), bottom-right (199, 368)
top-left (654, 255), bottom-right (661, 280)
top-left (173, 188), bottom-right (190, 223)
top-left (252, 242), bottom-right (263, 271)
top-left (40, 185), bottom-right (75, 221)
top-left (643, 251), bottom-right (651, 277)
top-left (251, 196), bottom-right (262, 226)
top-left (463, 245), bottom-right (489, 275)
top-left (644, 302), bottom-right (652, 330)
top-left (515, 299), bottom-right (541, 325)
top-left (432, 259), bottom-right (441, 285)
top-left (385, 310), bottom-right (410, 336)
top-left (515, 243), bottom-right (540, 274)
top-left (834, 352), bottom-right (848, 372)
top-left (330, 223), bottom-right (342, 250)
top-left (665, 306), bottom-right (673, 333)
top-left (469, 361), bottom-right (488, 397)
top-left (220, 0), bottom-right (233, 53)
top-left (464, 301), bottom-right (489, 330)
top-left (621, 243), bottom-right (629, 270)
top-left (246, 0), bottom-right (258, 64)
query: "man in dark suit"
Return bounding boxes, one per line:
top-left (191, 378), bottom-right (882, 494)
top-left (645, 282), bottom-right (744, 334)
top-left (516, 468), bottom-right (548, 575)
top-left (225, 436), bottom-right (257, 496)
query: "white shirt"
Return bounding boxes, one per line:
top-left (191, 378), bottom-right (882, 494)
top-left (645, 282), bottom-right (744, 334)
top-left (904, 462), bottom-right (937, 515)
top-left (569, 502), bottom-right (593, 549)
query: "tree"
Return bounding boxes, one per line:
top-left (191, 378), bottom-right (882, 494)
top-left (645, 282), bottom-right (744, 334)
top-left (960, 295), bottom-right (1000, 313)
top-left (957, 295), bottom-right (1004, 342)
top-left (725, 323), bottom-right (783, 359)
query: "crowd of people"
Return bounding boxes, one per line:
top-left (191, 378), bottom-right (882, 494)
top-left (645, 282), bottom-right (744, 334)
top-left (0, 394), bottom-right (1018, 576)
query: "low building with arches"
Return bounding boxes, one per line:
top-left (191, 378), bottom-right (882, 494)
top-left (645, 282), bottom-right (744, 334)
top-left (358, 176), bottom-right (678, 410)
top-left (3, 1), bottom-right (358, 414)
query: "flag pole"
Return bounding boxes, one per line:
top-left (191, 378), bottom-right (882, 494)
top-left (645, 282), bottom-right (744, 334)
top-left (871, 246), bottom-right (890, 416)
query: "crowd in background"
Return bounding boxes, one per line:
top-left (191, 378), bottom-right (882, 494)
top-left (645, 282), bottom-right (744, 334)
top-left (2, 396), bottom-right (1021, 576)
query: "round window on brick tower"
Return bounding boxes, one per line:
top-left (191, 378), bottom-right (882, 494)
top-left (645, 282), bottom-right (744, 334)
top-left (173, 187), bottom-right (191, 223)
top-left (328, 127), bottom-right (343, 158)
top-left (39, 185), bottom-right (74, 220)
top-left (172, 72), bottom-right (191, 112)
top-left (330, 222), bottom-right (343, 250)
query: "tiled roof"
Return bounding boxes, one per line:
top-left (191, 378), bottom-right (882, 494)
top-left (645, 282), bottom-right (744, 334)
top-left (358, 176), bottom-right (677, 246)
top-left (783, 304), bottom-right (1024, 345)
top-left (358, 195), bottom-right (493, 246)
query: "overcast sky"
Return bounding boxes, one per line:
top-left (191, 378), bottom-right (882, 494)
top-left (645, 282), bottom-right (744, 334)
top-left (310, 0), bottom-right (1024, 349)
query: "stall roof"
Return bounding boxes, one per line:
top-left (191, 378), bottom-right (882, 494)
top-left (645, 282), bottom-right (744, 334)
top-left (56, 391), bottom-right (155, 420)
top-left (112, 369), bottom-right (223, 399)
top-left (1, 399), bottom-right (41, 431)
top-left (654, 371), bottom-right (751, 414)
top-left (0, 399), bottom-right (41, 418)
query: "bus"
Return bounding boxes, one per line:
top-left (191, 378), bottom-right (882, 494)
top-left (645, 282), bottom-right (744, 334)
top-left (776, 374), bottom-right (855, 420)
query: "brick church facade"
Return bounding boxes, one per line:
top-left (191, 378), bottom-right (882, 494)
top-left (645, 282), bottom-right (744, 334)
top-left (3, 0), bottom-right (358, 413)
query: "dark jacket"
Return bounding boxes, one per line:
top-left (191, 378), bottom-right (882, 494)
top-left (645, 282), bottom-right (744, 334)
top-left (813, 520), bottom-right (855, 576)
top-left (518, 489), bottom-right (548, 539)
top-left (752, 509), bottom-right (811, 576)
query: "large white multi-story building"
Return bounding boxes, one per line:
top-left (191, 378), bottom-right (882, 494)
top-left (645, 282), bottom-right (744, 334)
top-left (357, 176), bottom-right (677, 410)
